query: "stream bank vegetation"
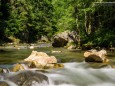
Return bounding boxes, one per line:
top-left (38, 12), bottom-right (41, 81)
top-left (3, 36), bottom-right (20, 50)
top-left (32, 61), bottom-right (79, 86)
top-left (0, 0), bottom-right (115, 50)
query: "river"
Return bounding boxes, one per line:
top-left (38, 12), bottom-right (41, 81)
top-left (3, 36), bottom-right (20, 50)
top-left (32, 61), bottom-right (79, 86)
top-left (0, 44), bottom-right (115, 86)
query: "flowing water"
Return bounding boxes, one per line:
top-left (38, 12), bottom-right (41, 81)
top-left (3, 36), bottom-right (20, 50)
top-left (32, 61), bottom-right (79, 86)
top-left (1, 62), bottom-right (115, 86)
top-left (0, 44), bottom-right (115, 86)
top-left (45, 62), bottom-right (115, 86)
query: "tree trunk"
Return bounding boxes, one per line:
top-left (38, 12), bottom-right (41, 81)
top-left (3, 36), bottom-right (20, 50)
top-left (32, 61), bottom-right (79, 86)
top-left (76, 15), bottom-right (81, 48)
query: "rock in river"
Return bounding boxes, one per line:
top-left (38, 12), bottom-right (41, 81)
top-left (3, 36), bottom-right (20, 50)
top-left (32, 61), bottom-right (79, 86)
top-left (24, 51), bottom-right (57, 64)
top-left (84, 49), bottom-right (109, 63)
top-left (24, 51), bottom-right (64, 69)
top-left (0, 70), bottom-right (49, 86)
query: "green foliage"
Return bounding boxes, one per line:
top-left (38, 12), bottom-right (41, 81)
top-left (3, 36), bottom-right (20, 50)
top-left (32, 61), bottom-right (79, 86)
top-left (52, 0), bottom-right (75, 32)
top-left (0, 0), bottom-right (115, 48)
top-left (0, 0), bottom-right (55, 43)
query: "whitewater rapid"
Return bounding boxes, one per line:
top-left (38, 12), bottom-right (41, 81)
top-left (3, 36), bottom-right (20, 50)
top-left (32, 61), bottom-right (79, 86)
top-left (1, 62), bottom-right (115, 86)
top-left (45, 62), bottom-right (115, 86)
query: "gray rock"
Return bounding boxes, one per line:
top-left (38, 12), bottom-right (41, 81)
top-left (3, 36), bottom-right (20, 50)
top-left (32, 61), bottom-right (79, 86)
top-left (0, 70), bottom-right (49, 86)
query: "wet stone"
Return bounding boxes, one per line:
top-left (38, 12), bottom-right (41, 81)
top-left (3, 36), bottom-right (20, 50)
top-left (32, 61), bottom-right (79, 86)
top-left (0, 70), bottom-right (49, 86)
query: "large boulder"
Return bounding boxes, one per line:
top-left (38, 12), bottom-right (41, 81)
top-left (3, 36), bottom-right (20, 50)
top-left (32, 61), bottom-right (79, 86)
top-left (24, 51), bottom-right (57, 64)
top-left (0, 70), bottom-right (49, 86)
top-left (84, 49), bottom-right (109, 63)
top-left (52, 36), bottom-right (68, 47)
top-left (24, 51), bottom-right (63, 69)
top-left (52, 30), bottom-right (78, 47)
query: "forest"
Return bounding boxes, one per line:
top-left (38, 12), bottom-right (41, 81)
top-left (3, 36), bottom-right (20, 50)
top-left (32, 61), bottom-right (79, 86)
top-left (0, 0), bottom-right (115, 48)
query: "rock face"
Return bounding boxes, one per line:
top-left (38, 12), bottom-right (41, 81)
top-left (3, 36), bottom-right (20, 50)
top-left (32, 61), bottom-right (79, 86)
top-left (24, 51), bottom-right (63, 69)
top-left (52, 31), bottom-right (78, 47)
top-left (0, 70), bottom-right (49, 86)
top-left (84, 49), bottom-right (109, 63)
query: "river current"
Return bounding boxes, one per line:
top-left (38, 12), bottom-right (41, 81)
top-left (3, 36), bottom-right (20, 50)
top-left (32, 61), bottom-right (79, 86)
top-left (0, 45), bottom-right (115, 86)
top-left (45, 62), bottom-right (115, 86)
top-left (1, 62), bottom-right (115, 86)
